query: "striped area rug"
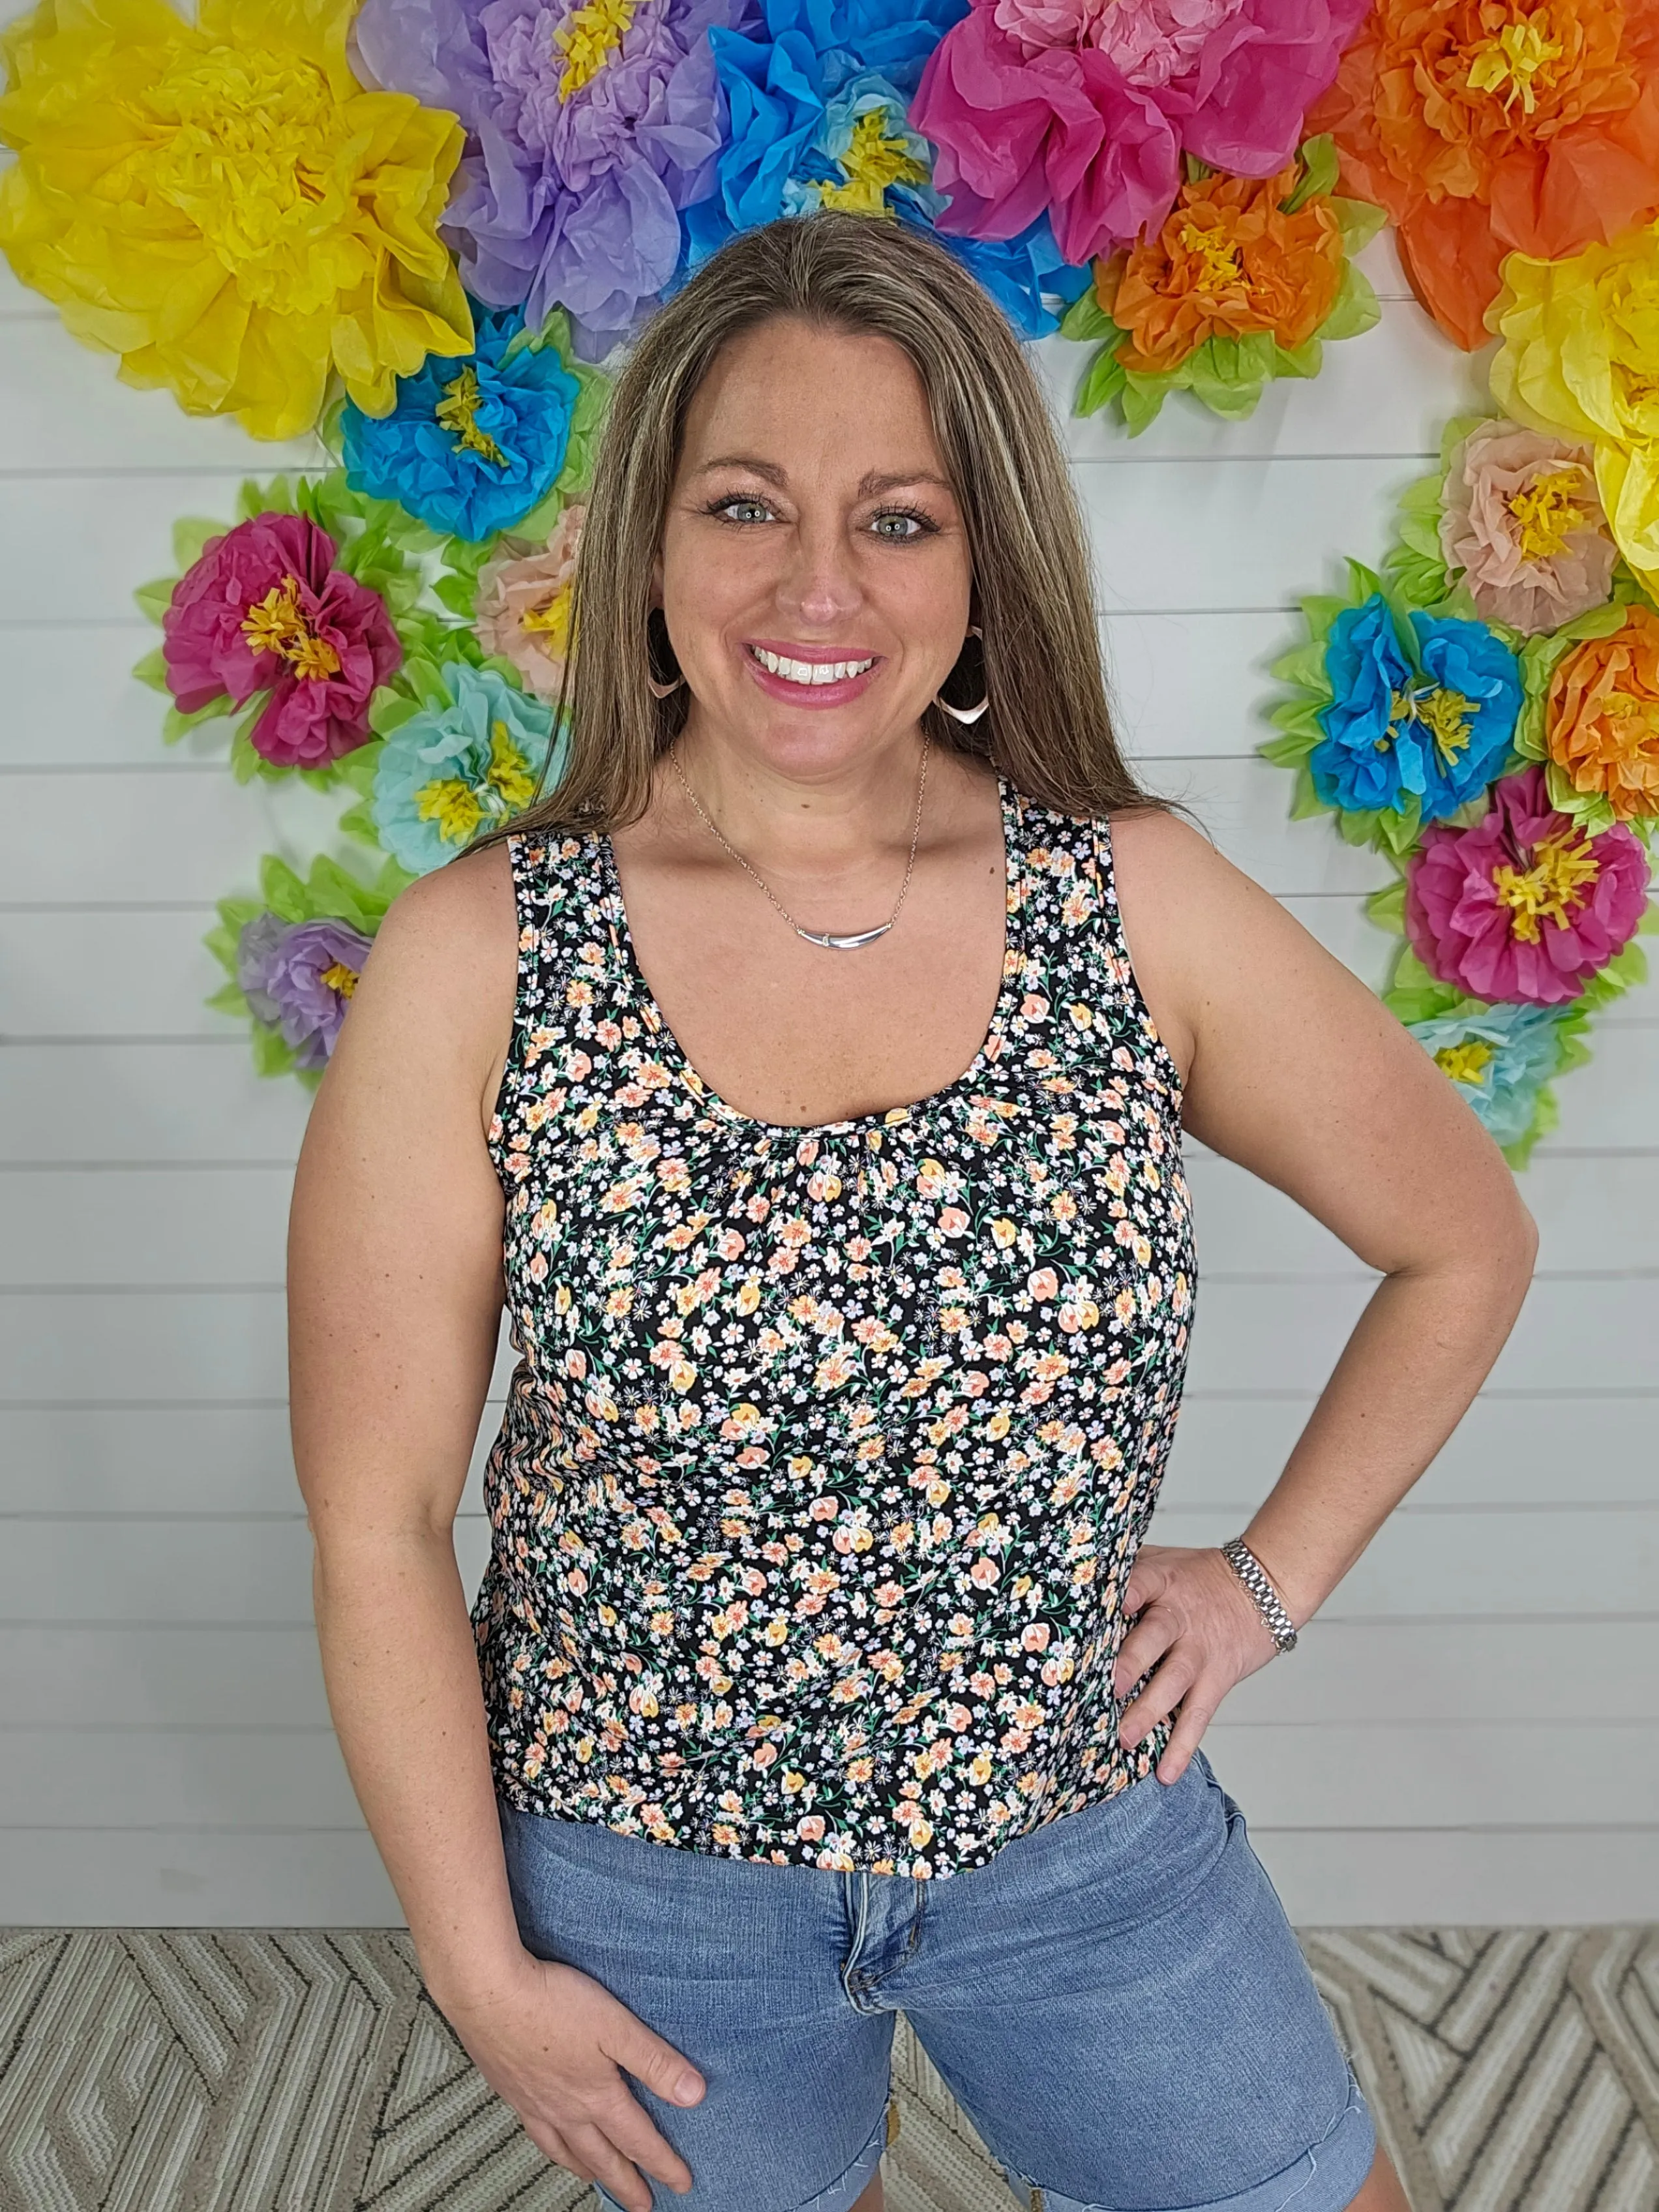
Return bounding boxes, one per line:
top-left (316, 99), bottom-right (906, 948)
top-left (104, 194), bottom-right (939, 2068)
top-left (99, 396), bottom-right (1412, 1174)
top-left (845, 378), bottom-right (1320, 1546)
top-left (1, 1927), bottom-right (1654, 2210)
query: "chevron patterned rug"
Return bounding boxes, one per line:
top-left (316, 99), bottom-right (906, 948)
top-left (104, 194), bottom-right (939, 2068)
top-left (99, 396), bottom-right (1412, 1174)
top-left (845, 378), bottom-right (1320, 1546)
top-left (1, 1927), bottom-right (1655, 2212)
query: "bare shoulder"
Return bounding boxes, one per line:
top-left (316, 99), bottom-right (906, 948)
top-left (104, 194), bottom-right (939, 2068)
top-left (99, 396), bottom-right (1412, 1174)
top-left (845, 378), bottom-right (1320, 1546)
top-left (325, 836), bottom-right (520, 1139)
top-left (1101, 803), bottom-right (1261, 1088)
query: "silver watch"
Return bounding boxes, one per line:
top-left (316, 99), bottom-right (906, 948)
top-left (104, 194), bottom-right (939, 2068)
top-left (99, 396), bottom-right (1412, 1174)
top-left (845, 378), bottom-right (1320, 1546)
top-left (1219, 1538), bottom-right (1299, 1653)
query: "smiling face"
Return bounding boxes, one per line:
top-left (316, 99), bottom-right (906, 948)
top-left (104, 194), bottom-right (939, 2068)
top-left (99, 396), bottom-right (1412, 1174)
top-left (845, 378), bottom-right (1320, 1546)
top-left (653, 314), bottom-right (974, 785)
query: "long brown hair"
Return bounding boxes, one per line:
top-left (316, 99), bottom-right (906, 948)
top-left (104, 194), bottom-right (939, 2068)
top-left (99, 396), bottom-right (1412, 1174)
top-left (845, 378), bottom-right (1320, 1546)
top-left (473, 211), bottom-right (1187, 846)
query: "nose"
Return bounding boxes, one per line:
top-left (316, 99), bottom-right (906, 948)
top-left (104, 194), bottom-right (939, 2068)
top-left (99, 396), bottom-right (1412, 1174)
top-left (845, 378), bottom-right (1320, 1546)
top-left (775, 512), bottom-right (866, 631)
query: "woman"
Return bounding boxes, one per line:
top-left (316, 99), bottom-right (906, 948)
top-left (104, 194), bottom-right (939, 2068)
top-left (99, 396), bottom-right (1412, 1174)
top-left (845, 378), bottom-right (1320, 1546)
top-left (291, 211), bottom-right (1534, 2212)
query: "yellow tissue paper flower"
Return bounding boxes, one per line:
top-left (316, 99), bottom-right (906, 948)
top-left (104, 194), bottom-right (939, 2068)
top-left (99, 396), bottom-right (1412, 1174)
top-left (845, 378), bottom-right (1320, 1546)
top-left (1489, 220), bottom-right (1659, 590)
top-left (0, 0), bottom-right (474, 440)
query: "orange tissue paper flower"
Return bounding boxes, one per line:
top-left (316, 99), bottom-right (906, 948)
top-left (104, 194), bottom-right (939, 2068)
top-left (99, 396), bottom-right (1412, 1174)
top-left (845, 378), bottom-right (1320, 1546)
top-left (0, 0), bottom-right (474, 438)
top-left (1099, 162), bottom-right (1347, 373)
top-left (1308, 0), bottom-right (1659, 348)
top-left (1546, 602), bottom-right (1659, 820)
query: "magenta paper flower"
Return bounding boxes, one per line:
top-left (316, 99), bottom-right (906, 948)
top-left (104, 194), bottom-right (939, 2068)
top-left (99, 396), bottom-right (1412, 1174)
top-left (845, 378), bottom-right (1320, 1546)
top-left (162, 513), bottom-right (402, 770)
top-left (1439, 421), bottom-right (1619, 638)
top-left (910, 0), bottom-right (1369, 263)
top-left (1405, 764), bottom-right (1651, 1006)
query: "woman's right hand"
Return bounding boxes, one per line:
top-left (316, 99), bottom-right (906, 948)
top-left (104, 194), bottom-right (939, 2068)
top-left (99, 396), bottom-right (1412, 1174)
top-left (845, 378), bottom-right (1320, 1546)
top-left (438, 1950), bottom-right (708, 2210)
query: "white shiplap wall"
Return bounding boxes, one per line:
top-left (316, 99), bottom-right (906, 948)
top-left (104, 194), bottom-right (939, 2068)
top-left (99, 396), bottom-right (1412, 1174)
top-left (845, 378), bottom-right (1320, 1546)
top-left (3, 209), bottom-right (1656, 1932)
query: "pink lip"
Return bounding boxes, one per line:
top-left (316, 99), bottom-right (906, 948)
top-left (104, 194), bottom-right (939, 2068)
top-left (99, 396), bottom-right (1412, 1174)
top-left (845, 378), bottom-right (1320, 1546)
top-left (741, 640), bottom-right (882, 710)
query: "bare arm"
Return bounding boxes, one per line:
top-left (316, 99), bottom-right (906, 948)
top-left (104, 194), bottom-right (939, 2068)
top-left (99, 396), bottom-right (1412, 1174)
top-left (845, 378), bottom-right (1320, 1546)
top-left (1104, 809), bottom-right (1538, 1777)
top-left (289, 844), bottom-right (702, 2211)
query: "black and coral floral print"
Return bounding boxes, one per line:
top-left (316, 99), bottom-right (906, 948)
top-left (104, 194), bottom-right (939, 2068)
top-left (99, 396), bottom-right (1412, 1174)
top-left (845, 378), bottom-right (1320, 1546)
top-left (476, 780), bottom-right (1197, 1878)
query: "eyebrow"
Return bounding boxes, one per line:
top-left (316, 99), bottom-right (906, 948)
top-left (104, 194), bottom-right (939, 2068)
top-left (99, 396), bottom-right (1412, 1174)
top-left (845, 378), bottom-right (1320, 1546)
top-left (693, 456), bottom-right (955, 498)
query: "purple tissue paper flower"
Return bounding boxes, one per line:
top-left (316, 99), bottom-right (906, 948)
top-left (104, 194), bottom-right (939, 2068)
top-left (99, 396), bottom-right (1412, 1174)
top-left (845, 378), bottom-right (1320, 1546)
top-left (237, 914), bottom-right (374, 1068)
top-left (350, 0), bottom-right (758, 358)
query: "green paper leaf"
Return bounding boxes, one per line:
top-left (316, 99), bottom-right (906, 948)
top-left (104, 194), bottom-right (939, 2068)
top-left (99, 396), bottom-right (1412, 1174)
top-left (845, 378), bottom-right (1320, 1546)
top-left (171, 516), bottom-right (224, 571)
top-left (134, 577), bottom-right (177, 623)
top-left (132, 646), bottom-right (170, 693)
top-left (1331, 196), bottom-right (1388, 254)
top-left (1282, 134), bottom-right (1338, 213)
top-left (1075, 343), bottom-right (1128, 420)
top-left (1315, 261), bottom-right (1381, 346)
top-left (1273, 337), bottom-right (1323, 381)
top-left (1059, 286), bottom-right (1115, 344)
top-left (1117, 371), bottom-right (1168, 436)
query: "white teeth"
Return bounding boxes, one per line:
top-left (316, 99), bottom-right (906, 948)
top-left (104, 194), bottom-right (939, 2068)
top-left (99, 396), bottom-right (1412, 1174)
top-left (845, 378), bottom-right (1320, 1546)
top-left (751, 646), bottom-right (875, 685)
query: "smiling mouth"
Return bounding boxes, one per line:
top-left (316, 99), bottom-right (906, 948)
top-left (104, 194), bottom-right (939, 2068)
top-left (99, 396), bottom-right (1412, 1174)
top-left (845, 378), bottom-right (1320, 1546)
top-left (747, 644), bottom-right (878, 685)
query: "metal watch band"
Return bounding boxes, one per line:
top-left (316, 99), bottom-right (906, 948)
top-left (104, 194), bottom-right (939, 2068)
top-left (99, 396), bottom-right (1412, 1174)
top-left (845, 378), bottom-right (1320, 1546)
top-left (1219, 1537), bottom-right (1299, 1653)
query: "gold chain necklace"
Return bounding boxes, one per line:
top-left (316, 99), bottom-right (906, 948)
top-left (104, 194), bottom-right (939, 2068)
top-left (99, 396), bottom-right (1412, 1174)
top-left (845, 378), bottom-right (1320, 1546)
top-left (668, 739), bottom-right (931, 951)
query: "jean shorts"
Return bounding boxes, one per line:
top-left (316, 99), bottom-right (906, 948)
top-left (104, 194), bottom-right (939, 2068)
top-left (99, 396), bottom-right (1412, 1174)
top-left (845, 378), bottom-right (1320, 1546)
top-left (496, 1747), bottom-right (1377, 2212)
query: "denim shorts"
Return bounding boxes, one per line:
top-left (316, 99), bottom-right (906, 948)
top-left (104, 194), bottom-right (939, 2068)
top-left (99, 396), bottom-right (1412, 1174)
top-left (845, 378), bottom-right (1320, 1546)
top-left (496, 1747), bottom-right (1377, 2212)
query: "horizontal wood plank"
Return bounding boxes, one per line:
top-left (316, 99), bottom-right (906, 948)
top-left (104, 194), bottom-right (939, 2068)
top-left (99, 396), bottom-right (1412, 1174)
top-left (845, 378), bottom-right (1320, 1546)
top-left (0, 1504), bottom-right (1651, 1628)
top-left (7, 1150), bottom-right (1659, 1286)
top-left (1, 1275), bottom-right (1649, 1403)
top-left (4, 1617), bottom-right (1654, 1731)
top-left (3, 1716), bottom-right (1654, 1834)
top-left (0, 459), bottom-right (1424, 626)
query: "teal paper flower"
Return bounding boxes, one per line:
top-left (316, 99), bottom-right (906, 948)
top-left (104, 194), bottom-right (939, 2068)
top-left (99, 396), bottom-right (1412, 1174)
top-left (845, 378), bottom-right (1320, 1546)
top-left (1405, 1002), bottom-right (1571, 1152)
top-left (369, 663), bottom-right (561, 876)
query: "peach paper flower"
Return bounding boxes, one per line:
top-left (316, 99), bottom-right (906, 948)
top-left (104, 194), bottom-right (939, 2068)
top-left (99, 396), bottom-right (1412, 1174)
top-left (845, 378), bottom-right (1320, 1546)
top-left (474, 503), bottom-right (585, 699)
top-left (1440, 419), bottom-right (1619, 632)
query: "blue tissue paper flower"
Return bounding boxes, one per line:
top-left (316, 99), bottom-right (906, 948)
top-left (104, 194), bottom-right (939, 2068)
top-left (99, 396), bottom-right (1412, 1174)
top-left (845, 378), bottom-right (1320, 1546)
top-left (1311, 595), bottom-right (1523, 823)
top-left (372, 663), bottom-right (561, 876)
top-left (341, 305), bottom-right (579, 543)
top-left (1407, 1002), bottom-right (1570, 1148)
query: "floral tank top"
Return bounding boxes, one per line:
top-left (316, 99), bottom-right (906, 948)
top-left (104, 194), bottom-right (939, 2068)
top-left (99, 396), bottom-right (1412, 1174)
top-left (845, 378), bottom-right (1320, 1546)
top-left (475, 779), bottom-right (1197, 1879)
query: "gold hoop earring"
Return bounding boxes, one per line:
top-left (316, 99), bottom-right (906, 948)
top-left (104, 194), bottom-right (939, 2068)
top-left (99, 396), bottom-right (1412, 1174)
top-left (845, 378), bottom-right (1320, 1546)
top-left (646, 607), bottom-right (685, 700)
top-left (933, 624), bottom-right (989, 725)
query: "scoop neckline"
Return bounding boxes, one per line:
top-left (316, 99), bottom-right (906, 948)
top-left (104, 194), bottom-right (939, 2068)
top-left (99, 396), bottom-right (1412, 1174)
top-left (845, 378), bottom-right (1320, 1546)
top-left (595, 773), bottom-right (1028, 1141)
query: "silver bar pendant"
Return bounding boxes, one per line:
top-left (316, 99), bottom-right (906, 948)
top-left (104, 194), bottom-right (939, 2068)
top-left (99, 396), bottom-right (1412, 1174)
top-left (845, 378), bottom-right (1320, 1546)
top-left (794, 923), bottom-right (894, 951)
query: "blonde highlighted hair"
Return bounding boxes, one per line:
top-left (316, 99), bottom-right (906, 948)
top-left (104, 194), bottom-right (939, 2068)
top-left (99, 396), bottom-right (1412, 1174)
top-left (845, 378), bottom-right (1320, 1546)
top-left (473, 210), bottom-right (1184, 844)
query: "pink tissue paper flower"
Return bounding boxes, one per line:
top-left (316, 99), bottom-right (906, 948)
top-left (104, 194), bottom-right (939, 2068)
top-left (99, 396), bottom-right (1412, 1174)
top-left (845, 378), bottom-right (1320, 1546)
top-left (474, 502), bottom-right (586, 699)
top-left (162, 512), bottom-right (402, 770)
top-left (911, 0), bottom-right (1369, 263)
top-left (1439, 421), bottom-right (1619, 636)
top-left (1405, 763), bottom-right (1650, 1005)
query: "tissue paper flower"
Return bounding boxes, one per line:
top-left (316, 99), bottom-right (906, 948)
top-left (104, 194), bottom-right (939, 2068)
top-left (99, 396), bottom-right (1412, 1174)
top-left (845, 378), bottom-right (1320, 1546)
top-left (678, 0), bottom-right (1082, 333)
top-left (340, 305), bottom-right (580, 543)
top-left (1404, 762), bottom-right (1650, 1002)
top-left (237, 912), bottom-right (374, 1068)
top-left (1315, 596), bottom-right (1524, 820)
top-left (1438, 419), bottom-right (1619, 633)
top-left (910, 0), bottom-right (1369, 266)
top-left (1406, 999), bottom-right (1572, 1148)
top-left (475, 503), bottom-right (586, 696)
top-left (1489, 220), bottom-right (1659, 591)
top-left (349, 0), bottom-right (748, 360)
top-left (1544, 603), bottom-right (1659, 821)
top-left (1061, 139), bottom-right (1384, 426)
top-left (0, 0), bottom-right (473, 438)
top-left (1309, 0), bottom-right (1659, 348)
top-left (205, 850), bottom-right (408, 1085)
top-left (161, 512), bottom-right (402, 769)
top-left (371, 661), bottom-right (559, 873)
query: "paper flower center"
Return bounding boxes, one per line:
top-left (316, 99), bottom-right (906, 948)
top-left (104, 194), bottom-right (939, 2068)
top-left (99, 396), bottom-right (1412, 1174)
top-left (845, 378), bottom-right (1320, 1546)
top-left (142, 51), bottom-right (350, 305)
top-left (1506, 468), bottom-right (1587, 558)
top-left (1175, 218), bottom-right (1247, 296)
top-left (817, 112), bottom-right (932, 216)
top-left (554, 0), bottom-right (638, 98)
top-left (1434, 1038), bottom-right (1497, 1083)
top-left (1491, 823), bottom-right (1599, 940)
top-left (436, 366), bottom-right (509, 467)
top-left (318, 962), bottom-right (360, 998)
top-left (520, 586), bottom-right (574, 651)
top-left (415, 723), bottom-right (537, 844)
top-left (1386, 682), bottom-right (1475, 762)
top-left (241, 576), bottom-right (342, 681)
top-left (1464, 12), bottom-right (1565, 115)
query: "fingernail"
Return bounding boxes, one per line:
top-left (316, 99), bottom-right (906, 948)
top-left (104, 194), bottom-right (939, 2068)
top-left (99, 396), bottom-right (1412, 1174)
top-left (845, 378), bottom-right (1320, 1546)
top-left (675, 2072), bottom-right (704, 2102)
